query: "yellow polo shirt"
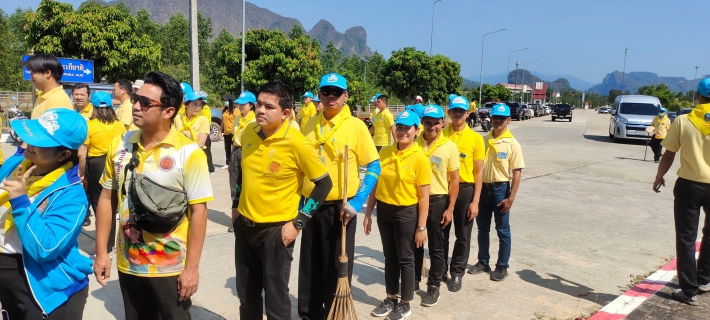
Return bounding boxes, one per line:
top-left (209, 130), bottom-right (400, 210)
top-left (301, 110), bottom-right (379, 201)
top-left (222, 110), bottom-right (237, 135)
top-left (482, 136), bottom-right (525, 183)
top-left (300, 102), bottom-right (316, 128)
top-left (238, 122), bottom-right (328, 223)
top-left (233, 111), bottom-right (256, 147)
top-left (100, 129), bottom-right (213, 276)
top-left (376, 143), bottom-right (431, 206)
top-left (116, 99), bottom-right (134, 128)
top-left (417, 135), bottom-right (460, 195)
top-left (651, 116), bottom-right (671, 139)
top-left (174, 114), bottom-right (210, 146)
top-left (442, 125), bottom-right (486, 183)
top-left (31, 86), bottom-right (73, 119)
top-left (662, 115), bottom-right (710, 184)
top-left (76, 103), bottom-right (93, 121)
top-left (85, 119), bottom-right (127, 157)
top-left (374, 108), bottom-right (395, 147)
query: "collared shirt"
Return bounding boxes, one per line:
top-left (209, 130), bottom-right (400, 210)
top-left (301, 109), bottom-right (379, 201)
top-left (417, 135), bottom-right (460, 195)
top-left (222, 110), bottom-right (237, 135)
top-left (76, 103), bottom-right (93, 121)
top-left (116, 99), bottom-right (134, 127)
top-left (482, 136), bottom-right (525, 183)
top-left (31, 86), bottom-right (73, 119)
top-left (651, 116), bottom-right (671, 139)
top-left (376, 143), bottom-right (431, 206)
top-left (100, 128), bottom-right (214, 276)
top-left (238, 121), bottom-right (327, 223)
top-left (442, 125), bottom-right (486, 183)
top-left (85, 119), bottom-right (127, 157)
top-left (233, 111), bottom-right (256, 147)
top-left (662, 115), bottom-right (710, 184)
top-left (300, 102), bottom-right (316, 128)
top-left (374, 108), bottom-right (395, 147)
top-left (174, 114), bottom-right (210, 147)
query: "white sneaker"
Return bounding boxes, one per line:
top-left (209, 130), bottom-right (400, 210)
top-left (221, 165), bottom-right (229, 170)
top-left (700, 282), bottom-right (710, 292)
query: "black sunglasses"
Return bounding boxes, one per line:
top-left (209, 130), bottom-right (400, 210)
top-left (320, 87), bottom-right (345, 98)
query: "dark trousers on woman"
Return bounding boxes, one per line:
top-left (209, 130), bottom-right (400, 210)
top-left (414, 195), bottom-right (448, 287)
top-left (442, 183), bottom-right (475, 278)
top-left (673, 177), bottom-right (710, 297)
top-left (233, 217), bottom-right (294, 320)
top-left (0, 253), bottom-right (89, 320)
top-left (86, 155), bottom-right (115, 253)
top-left (229, 147), bottom-right (242, 208)
top-left (204, 138), bottom-right (215, 172)
top-left (298, 202), bottom-right (356, 319)
top-left (223, 133), bottom-right (234, 165)
top-left (650, 137), bottom-right (664, 161)
top-left (377, 201), bottom-right (417, 301)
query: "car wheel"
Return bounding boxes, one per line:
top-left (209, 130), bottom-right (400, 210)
top-left (210, 121), bottom-right (221, 142)
top-left (551, 116), bottom-right (555, 121)
top-left (517, 114), bottom-right (522, 121)
top-left (569, 117), bottom-right (572, 122)
top-left (612, 128), bottom-right (621, 143)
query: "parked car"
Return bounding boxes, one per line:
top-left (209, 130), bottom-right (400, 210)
top-left (667, 111), bottom-right (677, 122)
top-left (608, 95), bottom-right (661, 142)
top-left (543, 105), bottom-right (551, 115)
top-left (63, 82), bottom-right (117, 107)
top-left (521, 104), bottom-right (533, 120)
top-left (506, 102), bottom-right (525, 121)
top-left (598, 107), bottom-right (610, 114)
top-left (551, 104), bottom-right (573, 122)
top-left (529, 104), bottom-right (543, 117)
top-left (677, 108), bottom-right (693, 117)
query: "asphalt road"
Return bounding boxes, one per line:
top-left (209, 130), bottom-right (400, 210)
top-left (1, 109), bottom-right (683, 319)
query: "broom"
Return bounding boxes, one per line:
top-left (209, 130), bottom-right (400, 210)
top-left (327, 145), bottom-right (358, 320)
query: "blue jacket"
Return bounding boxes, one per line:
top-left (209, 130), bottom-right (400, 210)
top-left (1, 148), bottom-right (93, 315)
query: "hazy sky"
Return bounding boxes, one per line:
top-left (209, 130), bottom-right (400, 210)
top-left (4, 0), bottom-right (707, 83)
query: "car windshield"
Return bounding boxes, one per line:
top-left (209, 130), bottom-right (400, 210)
top-left (677, 109), bottom-right (692, 115)
top-left (619, 103), bottom-right (660, 115)
top-left (555, 105), bottom-right (570, 110)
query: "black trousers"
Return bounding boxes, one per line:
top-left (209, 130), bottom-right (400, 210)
top-left (377, 201), bottom-right (417, 301)
top-left (229, 147), bottom-right (242, 208)
top-left (673, 178), bottom-right (710, 297)
top-left (86, 155), bottom-right (116, 252)
top-left (414, 195), bottom-right (448, 287)
top-left (223, 133), bottom-right (234, 165)
top-left (204, 138), bottom-right (215, 172)
top-left (298, 203), bottom-right (357, 320)
top-left (0, 253), bottom-right (89, 320)
top-left (234, 217), bottom-right (294, 320)
top-left (650, 137), bottom-right (663, 161)
top-left (118, 272), bottom-right (191, 320)
top-left (442, 184), bottom-right (475, 278)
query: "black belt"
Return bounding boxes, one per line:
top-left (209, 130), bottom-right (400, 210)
top-left (483, 182), bottom-right (509, 188)
top-left (429, 194), bottom-right (447, 200)
top-left (322, 197), bottom-right (354, 206)
top-left (233, 146), bottom-right (242, 150)
top-left (460, 182), bottom-right (474, 188)
top-left (240, 215), bottom-right (287, 228)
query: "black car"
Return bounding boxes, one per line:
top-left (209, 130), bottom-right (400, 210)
top-left (505, 102), bottom-right (524, 121)
top-left (551, 104), bottom-right (573, 122)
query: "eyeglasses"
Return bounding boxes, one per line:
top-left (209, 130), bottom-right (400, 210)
top-left (320, 87), bottom-right (345, 98)
top-left (131, 93), bottom-right (163, 111)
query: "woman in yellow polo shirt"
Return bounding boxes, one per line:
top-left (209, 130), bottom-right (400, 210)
top-left (364, 110), bottom-right (431, 319)
top-left (227, 91), bottom-right (256, 232)
top-left (220, 94), bottom-right (237, 170)
top-left (175, 91), bottom-right (210, 149)
top-left (83, 91), bottom-right (126, 244)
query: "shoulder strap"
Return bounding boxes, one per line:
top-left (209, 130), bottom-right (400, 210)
top-left (121, 143), bottom-right (141, 196)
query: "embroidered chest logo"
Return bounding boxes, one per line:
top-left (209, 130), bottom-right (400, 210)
top-left (268, 161), bottom-right (281, 174)
top-left (158, 156), bottom-right (176, 172)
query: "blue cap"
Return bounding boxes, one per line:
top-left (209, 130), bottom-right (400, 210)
top-left (235, 91), bottom-right (256, 104)
top-left (90, 91), bottom-right (113, 108)
top-left (11, 109), bottom-right (88, 150)
top-left (449, 96), bottom-right (469, 111)
top-left (422, 105), bottom-right (445, 119)
top-left (302, 91), bottom-right (314, 99)
top-left (319, 73), bottom-right (348, 90)
top-left (448, 94), bottom-right (457, 102)
top-left (698, 78), bottom-right (710, 98)
top-left (369, 93), bottom-right (382, 103)
top-left (660, 107), bottom-right (667, 112)
top-left (395, 110), bottom-right (421, 127)
top-left (313, 95), bottom-right (320, 102)
top-left (183, 91), bottom-right (207, 103)
top-left (180, 82), bottom-right (193, 94)
top-left (405, 104), bottom-right (426, 118)
top-left (490, 103), bottom-right (511, 117)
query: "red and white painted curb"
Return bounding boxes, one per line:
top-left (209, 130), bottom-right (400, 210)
top-left (589, 242), bottom-right (701, 320)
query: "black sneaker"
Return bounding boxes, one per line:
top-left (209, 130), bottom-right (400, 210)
top-left (227, 226), bottom-right (234, 233)
top-left (672, 289), bottom-right (698, 306)
top-left (468, 261), bottom-right (491, 275)
top-left (490, 266), bottom-right (508, 281)
top-left (385, 302), bottom-right (411, 320)
top-left (421, 286), bottom-right (440, 307)
top-left (371, 297), bottom-right (398, 317)
top-left (414, 282), bottom-right (420, 292)
top-left (82, 217), bottom-right (91, 227)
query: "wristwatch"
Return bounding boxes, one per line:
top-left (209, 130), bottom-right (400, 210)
top-left (293, 213), bottom-right (310, 230)
top-left (418, 226), bottom-right (426, 231)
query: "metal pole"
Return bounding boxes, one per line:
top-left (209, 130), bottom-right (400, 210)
top-left (693, 66), bottom-right (699, 105)
top-left (479, 28), bottom-right (506, 108)
top-left (507, 48), bottom-right (528, 84)
top-left (241, 0), bottom-right (246, 92)
top-left (189, 0), bottom-right (200, 90)
top-left (362, 58), bottom-right (368, 84)
top-left (430, 0), bottom-right (442, 57)
top-left (621, 46), bottom-right (628, 94)
top-left (520, 60), bottom-right (538, 103)
top-left (514, 61), bottom-right (519, 100)
top-left (530, 67), bottom-right (546, 104)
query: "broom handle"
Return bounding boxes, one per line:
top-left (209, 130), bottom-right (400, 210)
top-left (341, 146), bottom-right (349, 256)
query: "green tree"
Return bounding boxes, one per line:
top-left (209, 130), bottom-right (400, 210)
top-left (466, 84), bottom-right (511, 103)
top-left (321, 41), bottom-right (344, 74)
top-left (380, 47), bottom-right (461, 104)
top-left (159, 13), bottom-right (190, 68)
top-left (0, 8), bottom-right (32, 91)
top-left (207, 28), bottom-right (239, 96)
top-left (637, 84), bottom-right (677, 110)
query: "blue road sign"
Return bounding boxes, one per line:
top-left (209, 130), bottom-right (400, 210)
top-left (22, 55), bottom-right (95, 83)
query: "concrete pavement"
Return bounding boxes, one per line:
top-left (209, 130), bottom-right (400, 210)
top-left (1, 109), bottom-right (685, 319)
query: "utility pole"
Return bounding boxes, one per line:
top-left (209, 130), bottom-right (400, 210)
top-left (430, 0), bottom-right (442, 57)
top-left (620, 46), bottom-right (628, 94)
top-left (514, 61), bottom-right (519, 101)
top-left (241, 0), bottom-right (246, 92)
top-left (507, 48), bottom-right (528, 84)
top-left (693, 66), bottom-right (699, 105)
top-left (478, 28), bottom-right (506, 107)
top-left (189, 0), bottom-right (200, 90)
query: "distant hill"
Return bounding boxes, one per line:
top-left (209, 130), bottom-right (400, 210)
top-left (473, 72), bottom-right (589, 91)
top-left (587, 71), bottom-right (707, 94)
top-left (500, 69), bottom-right (573, 92)
top-left (98, 0), bottom-right (372, 56)
top-left (462, 78), bottom-right (480, 89)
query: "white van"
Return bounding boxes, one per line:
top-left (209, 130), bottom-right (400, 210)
top-left (608, 95), bottom-right (662, 142)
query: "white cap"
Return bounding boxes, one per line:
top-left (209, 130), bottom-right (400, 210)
top-left (133, 79), bottom-right (144, 90)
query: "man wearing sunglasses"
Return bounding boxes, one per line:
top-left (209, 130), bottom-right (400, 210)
top-left (93, 71), bottom-right (213, 320)
top-left (298, 73), bottom-right (381, 319)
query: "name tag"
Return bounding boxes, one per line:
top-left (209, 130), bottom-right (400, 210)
top-left (431, 156), bottom-right (442, 165)
top-left (497, 152), bottom-right (508, 159)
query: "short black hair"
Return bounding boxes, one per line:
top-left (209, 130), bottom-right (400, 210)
top-left (72, 83), bottom-right (90, 95)
top-left (377, 95), bottom-right (388, 104)
top-left (257, 82), bottom-right (294, 111)
top-left (115, 79), bottom-right (133, 95)
top-left (143, 71), bottom-right (182, 120)
top-left (23, 54), bottom-right (63, 82)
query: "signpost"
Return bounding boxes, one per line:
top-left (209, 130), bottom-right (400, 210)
top-left (22, 55), bottom-right (95, 83)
